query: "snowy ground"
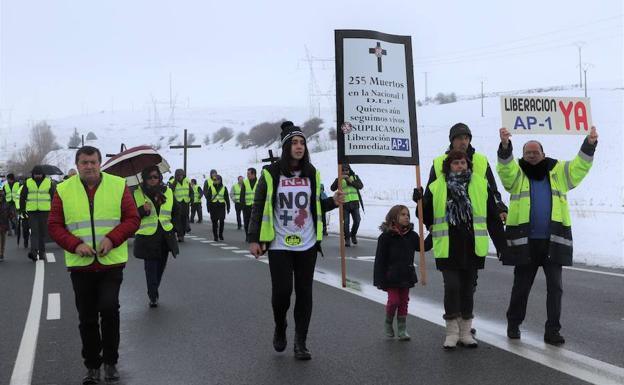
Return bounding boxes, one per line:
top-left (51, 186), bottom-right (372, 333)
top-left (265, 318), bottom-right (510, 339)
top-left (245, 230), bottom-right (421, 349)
top-left (11, 86), bottom-right (622, 268)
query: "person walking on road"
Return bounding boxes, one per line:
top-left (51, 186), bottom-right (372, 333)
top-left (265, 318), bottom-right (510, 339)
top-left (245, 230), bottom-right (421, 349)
top-left (206, 174), bottom-right (230, 241)
top-left (420, 149), bottom-right (506, 349)
top-left (497, 127), bottom-right (598, 345)
top-left (20, 165), bottom-right (55, 261)
top-left (248, 121), bottom-right (343, 360)
top-left (2, 173), bottom-right (19, 235)
top-left (374, 205), bottom-right (432, 340)
top-left (240, 167), bottom-right (258, 242)
top-left (170, 169), bottom-right (193, 242)
top-left (0, 189), bottom-right (14, 261)
top-left (48, 146), bottom-right (140, 384)
top-left (330, 163), bottom-right (363, 247)
top-left (189, 178), bottom-right (203, 223)
top-left (133, 165), bottom-right (179, 308)
top-left (231, 176), bottom-right (244, 230)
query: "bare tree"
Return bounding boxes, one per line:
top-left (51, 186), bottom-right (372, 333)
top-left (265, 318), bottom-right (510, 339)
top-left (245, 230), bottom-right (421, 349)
top-left (7, 121), bottom-right (61, 176)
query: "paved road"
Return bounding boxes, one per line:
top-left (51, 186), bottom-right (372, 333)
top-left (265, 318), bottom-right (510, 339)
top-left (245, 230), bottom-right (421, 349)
top-left (1, 222), bottom-right (622, 385)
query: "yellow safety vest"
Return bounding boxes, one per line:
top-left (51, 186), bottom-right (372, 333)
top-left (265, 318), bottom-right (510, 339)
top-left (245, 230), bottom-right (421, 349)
top-left (231, 183), bottom-right (241, 203)
top-left (210, 185), bottom-right (225, 203)
top-left (26, 177), bottom-right (52, 211)
top-left (259, 169), bottom-right (323, 242)
top-left (429, 174), bottom-right (489, 259)
top-left (174, 178), bottom-right (191, 203)
top-left (3, 182), bottom-right (20, 203)
top-left (192, 185), bottom-right (202, 204)
top-left (497, 148), bottom-right (593, 263)
top-left (15, 185), bottom-right (23, 210)
top-left (243, 178), bottom-right (257, 206)
top-left (340, 176), bottom-right (360, 203)
top-left (134, 187), bottom-right (174, 235)
top-left (56, 173), bottom-right (128, 267)
top-left (434, 152), bottom-right (488, 180)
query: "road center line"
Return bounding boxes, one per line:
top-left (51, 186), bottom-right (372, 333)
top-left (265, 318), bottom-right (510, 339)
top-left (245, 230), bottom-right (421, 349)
top-left (46, 293), bottom-right (61, 320)
top-left (10, 259), bottom-right (45, 385)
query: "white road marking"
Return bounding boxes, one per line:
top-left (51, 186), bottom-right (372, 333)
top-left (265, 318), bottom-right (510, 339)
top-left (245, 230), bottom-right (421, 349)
top-left (211, 243), bottom-right (227, 246)
top-left (200, 241), bottom-right (213, 243)
top-left (310, 268), bottom-right (624, 385)
top-left (221, 246), bottom-right (238, 250)
top-left (233, 250), bottom-right (250, 254)
top-left (45, 253), bottom-right (55, 263)
top-left (194, 237), bottom-right (207, 241)
top-left (10, 260), bottom-right (45, 385)
top-left (46, 293), bottom-right (61, 320)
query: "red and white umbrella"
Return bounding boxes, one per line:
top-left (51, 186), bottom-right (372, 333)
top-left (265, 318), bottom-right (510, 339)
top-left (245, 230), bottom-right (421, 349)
top-left (101, 145), bottom-right (170, 186)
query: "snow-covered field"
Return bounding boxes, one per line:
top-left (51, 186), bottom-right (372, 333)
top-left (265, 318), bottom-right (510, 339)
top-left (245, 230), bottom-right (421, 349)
top-left (6, 87), bottom-right (622, 267)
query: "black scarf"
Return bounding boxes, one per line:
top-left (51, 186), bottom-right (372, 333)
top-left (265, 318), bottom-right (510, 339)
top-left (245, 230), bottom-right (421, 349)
top-left (446, 171), bottom-right (473, 226)
top-left (142, 182), bottom-right (167, 206)
top-left (519, 158), bottom-right (551, 181)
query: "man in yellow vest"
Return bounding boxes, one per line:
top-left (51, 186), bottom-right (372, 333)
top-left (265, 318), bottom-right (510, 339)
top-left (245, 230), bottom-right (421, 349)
top-left (239, 167), bottom-right (257, 242)
top-left (2, 173), bottom-right (19, 235)
top-left (189, 178), bottom-right (203, 223)
top-left (424, 123), bottom-right (507, 222)
top-left (170, 168), bottom-right (193, 242)
top-left (19, 165), bottom-right (54, 261)
top-left (330, 163), bottom-right (364, 247)
top-left (231, 175), bottom-right (244, 230)
top-left (48, 146), bottom-right (140, 384)
top-left (497, 127), bottom-right (598, 345)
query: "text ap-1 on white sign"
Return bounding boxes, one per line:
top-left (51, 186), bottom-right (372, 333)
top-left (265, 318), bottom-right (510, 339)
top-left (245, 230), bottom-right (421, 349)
top-left (500, 96), bottom-right (592, 135)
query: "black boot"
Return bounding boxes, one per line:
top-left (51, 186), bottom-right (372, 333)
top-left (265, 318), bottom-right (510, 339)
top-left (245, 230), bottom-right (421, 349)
top-left (351, 234), bottom-right (358, 245)
top-left (544, 330), bottom-right (565, 345)
top-left (293, 334), bottom-right (311, 360)
top-left (103, 364), bottom-right (120, 382)
top-left (82, 368), bottom-right (100, 384)
top-left (273, 323), bottom-right (287, 352)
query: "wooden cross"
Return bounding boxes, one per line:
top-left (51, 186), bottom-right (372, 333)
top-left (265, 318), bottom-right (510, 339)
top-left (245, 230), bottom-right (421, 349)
top-left (105, 143), bottom-right (127, 158)
top-left (261, 149), bottom-right (279, 164)
top-left (169, 129), bottom-right (201, 174)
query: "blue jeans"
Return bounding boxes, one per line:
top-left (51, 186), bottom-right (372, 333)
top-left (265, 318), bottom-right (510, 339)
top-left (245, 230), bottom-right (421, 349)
top-left (144, 254), bottom-right (168, 301)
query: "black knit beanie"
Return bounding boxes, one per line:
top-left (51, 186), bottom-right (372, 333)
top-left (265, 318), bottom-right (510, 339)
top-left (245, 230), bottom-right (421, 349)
top-left (449, 122), bottom-right (472, 142)
top-left (280, 121), bottom-right (305, 147)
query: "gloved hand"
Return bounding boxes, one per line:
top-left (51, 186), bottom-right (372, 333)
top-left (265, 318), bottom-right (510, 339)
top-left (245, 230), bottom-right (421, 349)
top-left (412, 187), bottom-right (424, 202)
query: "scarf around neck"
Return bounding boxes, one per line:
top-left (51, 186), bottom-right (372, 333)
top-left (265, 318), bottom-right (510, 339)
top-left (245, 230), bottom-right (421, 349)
top-left (446, 171), bottom-right (472, 226)
top-left (519, 158), bottom-right (551, 181)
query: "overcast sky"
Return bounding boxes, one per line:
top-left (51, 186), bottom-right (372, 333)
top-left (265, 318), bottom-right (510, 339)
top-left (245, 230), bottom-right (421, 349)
top-left (0, 0), bottom-right (622, 123)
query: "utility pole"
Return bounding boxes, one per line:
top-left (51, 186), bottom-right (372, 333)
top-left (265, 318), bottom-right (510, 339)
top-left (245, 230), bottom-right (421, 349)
top-left (169, 129), bottom-right (201, 175)
top-left (480, 80), bottom-right (484, 117)
top-left (68, 135), bottom-right (85, 150)
top-left (574, 42), bottom-right (585, 88)
top-left (423, 72), bottom-right (428, 102)
top-left (582, 63), bottom-right (593, 97)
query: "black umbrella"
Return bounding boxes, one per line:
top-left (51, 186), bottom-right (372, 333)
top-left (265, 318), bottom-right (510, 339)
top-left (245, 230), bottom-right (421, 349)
top-left (33, 164), bottom-right (63, 175)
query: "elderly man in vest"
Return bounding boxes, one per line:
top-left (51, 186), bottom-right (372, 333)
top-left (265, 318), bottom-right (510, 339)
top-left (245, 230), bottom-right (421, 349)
top-left (20, 166), bottom-right (55, 261)
top-left (170, 168), bottom-right (193, 242)
top-left (231, 175), bottom-right (244, 230)
top-left (330, 163), bottom-right (364, 247)
top-left (497, 127), bottom-right (598, 345)
top-left (48, 146), bottom-right (140, 384)
top-left (239, 167), bottom-right (258, 242)
top-left (189, 178), bottom-right (203, 223)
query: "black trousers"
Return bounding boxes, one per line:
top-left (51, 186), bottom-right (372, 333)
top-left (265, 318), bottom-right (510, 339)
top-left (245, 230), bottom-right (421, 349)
top-left (70, 268), bottom-right (123, 369)
top-left (189, 203), bottom-right (202, 223)
top-left (211, 218), bottom-right (224, 240)
top-left (242, 205), bottom-right (252, 240)
top-left (174, 202), bottom-right (190, 238)
top-left (268, 247), bottom-right (317, 339)
top-left (507, 239), bottom-right (563, 333)
top-left (144, 249), bottom-right (169, 301)
top-left (28, 211), bottom-right (49, 258)
top-left (441, 268), bottom-right (478, 320)
top-left (343, 204), bottom-right (361, 238)
top-left (234, 203), bottom-right (243, 228)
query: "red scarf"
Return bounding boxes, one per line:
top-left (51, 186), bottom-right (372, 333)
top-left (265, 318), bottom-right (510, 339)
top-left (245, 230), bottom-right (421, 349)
top-left (390, 223), bottom-right (410, 236)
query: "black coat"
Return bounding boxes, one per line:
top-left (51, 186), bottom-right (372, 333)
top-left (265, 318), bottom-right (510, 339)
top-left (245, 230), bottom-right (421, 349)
top-left (373, 226), bottom-right (432, 289)
top-left (206, 185), bottom-right (230, 220)
top-left (133, 186), bottom-right (179, 260)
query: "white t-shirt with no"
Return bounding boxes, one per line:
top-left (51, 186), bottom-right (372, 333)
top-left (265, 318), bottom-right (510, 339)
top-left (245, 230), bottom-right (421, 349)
top-left (271, 171), bottom-right (316, 251)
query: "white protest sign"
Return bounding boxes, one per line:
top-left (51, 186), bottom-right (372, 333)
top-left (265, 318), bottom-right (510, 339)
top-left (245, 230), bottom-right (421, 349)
top-left (500, 96), bottom-right (592, 135)
top-left (336, 30), bottom-right (419, 165)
